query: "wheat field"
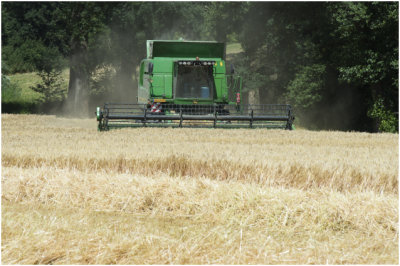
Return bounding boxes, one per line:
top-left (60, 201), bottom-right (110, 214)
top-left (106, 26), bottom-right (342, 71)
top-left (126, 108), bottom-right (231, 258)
top-left (1, 114), bottom-right (398, 264)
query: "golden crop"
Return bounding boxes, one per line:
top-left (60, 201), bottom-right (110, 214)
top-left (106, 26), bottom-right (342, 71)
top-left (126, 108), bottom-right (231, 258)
top-left (2, 114), bottom-right (398, 264)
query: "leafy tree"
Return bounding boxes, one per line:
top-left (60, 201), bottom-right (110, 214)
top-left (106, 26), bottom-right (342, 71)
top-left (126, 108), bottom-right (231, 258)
top-left (2, 2), bottom-right (60, 73)
top-left (232, 2), bottom-right (398, 131)
top-left (368, 97), bottom-right (398, 133)
top-left (327, 2), bottom-right (398, 131)
top-left (30, 44), bottom-right (66, 105)
top-left (287, 64), bottom-right (326, 109)
top-left (54, 2), bottom-right (111, 117)
top-left (205, 2), bottom-right (247, 42)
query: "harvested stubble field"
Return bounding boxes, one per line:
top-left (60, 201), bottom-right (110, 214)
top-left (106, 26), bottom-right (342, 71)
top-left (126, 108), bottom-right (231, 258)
top-left (1, 114), bottom-right (399, 264)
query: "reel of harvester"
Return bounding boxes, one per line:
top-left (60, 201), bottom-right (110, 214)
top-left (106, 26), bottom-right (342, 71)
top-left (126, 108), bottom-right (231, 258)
top-left (96, 103), bottom-right (294, 131)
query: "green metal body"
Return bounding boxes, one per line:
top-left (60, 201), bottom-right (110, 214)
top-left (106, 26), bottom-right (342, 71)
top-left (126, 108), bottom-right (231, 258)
top-left (137, 40), bottom-right (242, 105)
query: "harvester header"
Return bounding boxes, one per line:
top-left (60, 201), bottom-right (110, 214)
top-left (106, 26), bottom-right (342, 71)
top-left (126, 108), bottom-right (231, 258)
top-left (96, 40), bottom-right (294, 130)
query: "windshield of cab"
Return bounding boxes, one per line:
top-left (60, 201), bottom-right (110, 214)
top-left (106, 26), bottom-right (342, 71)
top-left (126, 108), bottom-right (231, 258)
top-left (174, 64), bottom-right (215, 99)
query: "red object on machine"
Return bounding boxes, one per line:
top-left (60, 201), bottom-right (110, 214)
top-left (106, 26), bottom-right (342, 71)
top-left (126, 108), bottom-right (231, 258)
top-left (150, 102), bottom-right (162, 113)
top-left (236, 92), bottom-right (240, 104)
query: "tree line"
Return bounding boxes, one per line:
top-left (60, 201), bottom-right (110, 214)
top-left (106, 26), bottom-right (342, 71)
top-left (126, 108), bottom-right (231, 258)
top-left (2, 2), bottom-right (398, 132)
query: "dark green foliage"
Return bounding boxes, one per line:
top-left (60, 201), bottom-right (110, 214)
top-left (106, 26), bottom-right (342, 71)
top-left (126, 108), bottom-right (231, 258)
top-left (2, 74), bottom-right (21, 103)
top-left (227, 2), bottom-right (398, 132)
top-left (287, 65), bottom-right (326, 109)
top-left (2, 2), bottom-right (66, 72)
top-left (30, 70), bottom-right (65, 104)
top-left (368, 97), bottom-right (398, 133)
top-left (205, 2), bottom-right (248, 42)
top-left (3, 40), bottom-right (45, 73)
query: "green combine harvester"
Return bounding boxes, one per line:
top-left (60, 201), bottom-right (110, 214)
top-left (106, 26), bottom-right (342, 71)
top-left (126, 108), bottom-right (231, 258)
top-left (96, 40), bottom-right (294, 130)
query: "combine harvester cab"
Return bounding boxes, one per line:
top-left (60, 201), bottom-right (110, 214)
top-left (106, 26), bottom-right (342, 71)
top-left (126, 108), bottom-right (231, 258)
top-left (97, 40), bottom-right (294, 130)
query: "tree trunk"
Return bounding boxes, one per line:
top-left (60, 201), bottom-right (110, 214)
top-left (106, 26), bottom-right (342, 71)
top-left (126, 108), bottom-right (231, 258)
top-left (248, 88), bottom-right (260, 105)
top-left (114, 59), bottom-right (137, 103)
top-left (65, 39), bottom-right (90, 117)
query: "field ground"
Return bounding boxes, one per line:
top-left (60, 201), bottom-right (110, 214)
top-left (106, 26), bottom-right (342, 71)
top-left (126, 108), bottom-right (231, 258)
top-left (1, 114), bottom-right (399, 264)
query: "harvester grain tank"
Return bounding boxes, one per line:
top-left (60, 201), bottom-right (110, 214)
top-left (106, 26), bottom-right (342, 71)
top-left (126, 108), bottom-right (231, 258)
top-left (96, 40), bottom-right (294, 130)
